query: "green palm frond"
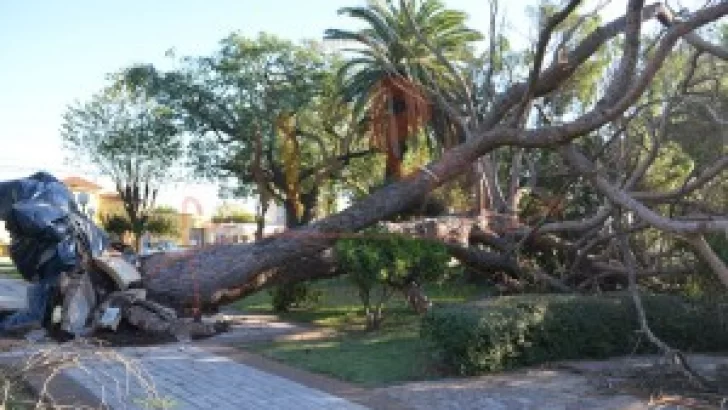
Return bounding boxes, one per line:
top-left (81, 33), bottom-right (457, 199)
top-left (336, 6), bottom-right (398, 45)
top-left (328, 0), bottom-right (483, 128)
top-left (324, 29), bottom-right (371, 47)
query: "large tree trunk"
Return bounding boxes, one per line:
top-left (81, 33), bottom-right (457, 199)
top-left (139, 3), bottom-right (728, 312)
top-left (255, 196), bottom-right (268, 241)
top-left (142, 172), bottom-right (439, 311)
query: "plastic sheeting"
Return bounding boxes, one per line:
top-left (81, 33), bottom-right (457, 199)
top-left (0, 172), bottom-right (108, 283)
top-left (0, 172), bottom-right (108, 333)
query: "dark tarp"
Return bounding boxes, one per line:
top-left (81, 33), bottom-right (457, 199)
top-left (0, 172), bottom-right (108, 332)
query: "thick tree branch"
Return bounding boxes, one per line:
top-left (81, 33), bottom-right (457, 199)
top-left (631, 155), bottom-right (728, 202)
top-left (562, 145), bottom-right (728, 234)
top-left (602, 0), bottom-right (644, 106)
top-left (682, 235), bottom-right (728, 287)
top-left (515, 0), bottom-right (582, 122)
top-left (656, 4), bottom-right (728, 61)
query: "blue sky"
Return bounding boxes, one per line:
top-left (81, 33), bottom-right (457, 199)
top-left (0, 0), bottom-right (625, 212)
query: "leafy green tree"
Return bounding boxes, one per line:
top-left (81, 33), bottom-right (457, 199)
top-left (101, 208), bottom-right (179, 243)
top-left (212, 203), bottom-right (256, 224)
top-left (62, 78), bottom-right (183, 251)
top-left (335, 228), bottom-right (458, 329)
top-left (101, 214), bottom-right (132, 238)
top-left (126, 34), bottom-right (370, 233)
top-left (146, 210), bottom-right (180, 238)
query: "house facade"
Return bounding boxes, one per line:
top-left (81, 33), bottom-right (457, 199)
top-left (0, 176), bottom-right (121, 256)
top-left (61, 176), bottom-right (124, 224)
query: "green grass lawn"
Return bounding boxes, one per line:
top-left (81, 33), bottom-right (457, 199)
top-left (234, 277), bottom-right (485, 386)
top-left (0, 259), bottom-right (20, 278)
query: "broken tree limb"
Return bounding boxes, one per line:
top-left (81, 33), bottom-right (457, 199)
top-left (682, 235), bottom-right (728, 287)
top-left (615, 217), bottom-right (714, 390)
top-left (561, 145), bottom-right (728, 235)
top-left (655, 3), bottom-right (728, 61)
top-left (139, 3), bottom-right (728, 311)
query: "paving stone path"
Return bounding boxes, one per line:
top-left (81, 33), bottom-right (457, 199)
top-left (0, 277), bottom-right (27, 310)
top-left (62, 344), bottom-right (369, 410)
top-left (0, 277), bottom-right (368, 409)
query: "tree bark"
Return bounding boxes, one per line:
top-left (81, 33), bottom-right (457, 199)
top-left (138, 2), bottom-right (728, 312)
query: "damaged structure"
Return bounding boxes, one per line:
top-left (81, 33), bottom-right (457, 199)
top-left (0, 172), bottom-right (223, 341)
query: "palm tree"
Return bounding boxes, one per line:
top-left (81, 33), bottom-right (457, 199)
top-left (325, 0), bottom-right (482, 181)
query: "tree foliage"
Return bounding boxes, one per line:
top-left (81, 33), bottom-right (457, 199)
top-left (212, 202), bottom-right (256, 224)
top-left (62, 77), bottom-right (183, 250)
top-left (101, 208), bottom-right (180, 239)
top-left (335, 227), bottom-right (458, 329)
top-left (126, 34), bottom-right (371, 229)
top-left (326, 0), bottom-right (482, 179)
top-left (66, 1), bottom-right (727, 320)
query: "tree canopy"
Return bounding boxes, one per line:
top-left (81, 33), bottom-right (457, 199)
top-left (62, 76), bottom-right (184, 250)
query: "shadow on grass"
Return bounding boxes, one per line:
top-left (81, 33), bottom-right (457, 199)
top-left (233, 278), bottom-right (486, 385)
top-left (247, 320), bottom-right (440, 386)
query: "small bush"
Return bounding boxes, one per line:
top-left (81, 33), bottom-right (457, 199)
top-left (270, 282), bottom-right (322, 313)
top-left (421, 294), bottom-right (728, 375)
top-left (335, 228), bottom-right (459, 329)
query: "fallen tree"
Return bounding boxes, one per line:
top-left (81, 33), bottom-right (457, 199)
top-left (140, 1), bottom-right (728, 313)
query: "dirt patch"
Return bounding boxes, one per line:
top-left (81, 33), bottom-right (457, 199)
top-left (91, 321), bottom-right (179, 347)
top-left (377, 355), bottom-right (728, 410)
top-left (604, 362), bottom-right (728, 409)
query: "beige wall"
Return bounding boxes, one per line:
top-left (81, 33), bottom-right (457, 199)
top-left (0, 222), bottom-right (8, 257)
top-left (177, 213), bottom-right (193, 246)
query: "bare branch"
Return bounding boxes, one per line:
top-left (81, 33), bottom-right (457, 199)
top-left (682, 234), bottom-right (728, 287)
top-left (656, 4), bottom-right (728, 60)
top-left (616, 218), bottom-right (712, 389)
top-left (623, 100), bottom-right (669, 190)
top-left (515, 0), bottom-right (582, 122)
top-left (631, 155), bottom-right (728, 202)
top-left (562, 145), bottom-right (728, 234)
top-left (481, 2), bottom-right (665, 130)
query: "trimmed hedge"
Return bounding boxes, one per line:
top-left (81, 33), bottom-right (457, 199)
top-left (421, 294), bottom-right (728, 375)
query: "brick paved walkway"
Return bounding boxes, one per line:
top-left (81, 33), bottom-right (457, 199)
top-left (62, 344), bottom-right (370, 409)
top-left (0, 277), bottom-right (368, 408)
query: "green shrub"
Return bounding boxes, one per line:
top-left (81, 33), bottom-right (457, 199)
top-left (335, 228), bottom-right (460, 329)
top-left (270, 282), bottom-right (322, 313)
top-left (421, 294), bottom-right (728, 375)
